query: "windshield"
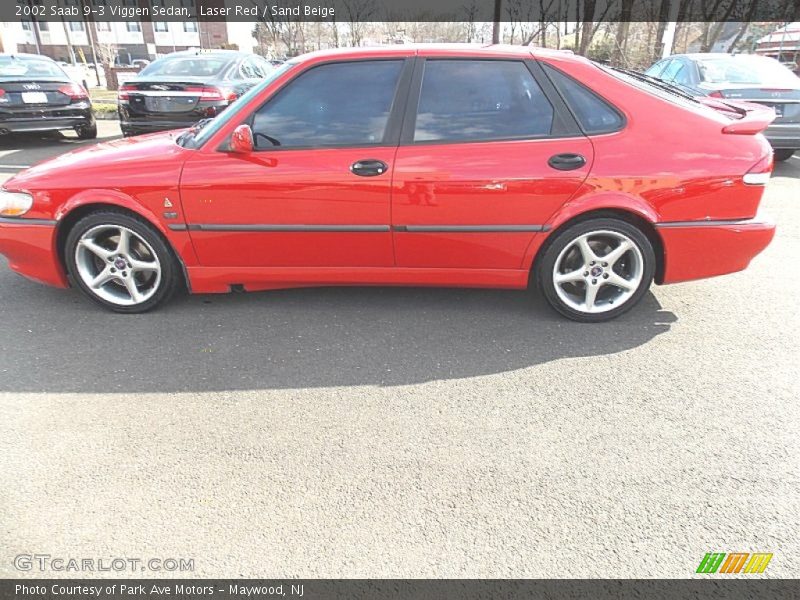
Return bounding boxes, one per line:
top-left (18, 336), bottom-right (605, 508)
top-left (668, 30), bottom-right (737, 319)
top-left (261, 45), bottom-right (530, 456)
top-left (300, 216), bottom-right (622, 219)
top-left (179, 62), bottom-right (294, 149)
top-left (140, 55), bottom-right (231, 78)
top-left (0, 56), bottom-right (66, 79)
top-left (697, 56), bottom-right (798, 86)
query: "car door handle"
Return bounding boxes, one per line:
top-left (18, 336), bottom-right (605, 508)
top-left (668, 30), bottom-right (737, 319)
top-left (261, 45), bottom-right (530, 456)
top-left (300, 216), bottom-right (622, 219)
top-left (350, 159), bottom-right (388, 177)
top-left (548, 153), bottom-right (586, 171)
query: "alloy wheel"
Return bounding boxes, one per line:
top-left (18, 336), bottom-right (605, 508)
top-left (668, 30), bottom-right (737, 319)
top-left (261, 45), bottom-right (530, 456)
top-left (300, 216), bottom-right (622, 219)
top-left (74, 224), bottom-right (162, 306)
top-left (552, 229), bottom-right (644, 314)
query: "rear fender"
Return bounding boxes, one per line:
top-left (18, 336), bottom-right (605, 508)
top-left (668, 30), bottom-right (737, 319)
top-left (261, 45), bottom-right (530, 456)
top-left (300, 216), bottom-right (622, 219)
top-left (522, 189), bottom-right (660, 270)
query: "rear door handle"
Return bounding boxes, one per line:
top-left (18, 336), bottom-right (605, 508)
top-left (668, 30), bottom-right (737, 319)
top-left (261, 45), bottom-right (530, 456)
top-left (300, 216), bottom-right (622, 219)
top-left (548, 153), bottom-right (586, 171)
top-left (350, 159), bottom-right (388, 177)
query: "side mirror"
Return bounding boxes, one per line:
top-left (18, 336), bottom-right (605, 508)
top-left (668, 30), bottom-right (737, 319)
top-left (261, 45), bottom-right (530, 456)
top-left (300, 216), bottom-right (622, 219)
top-left (230, 124), bottom-right (254, 154)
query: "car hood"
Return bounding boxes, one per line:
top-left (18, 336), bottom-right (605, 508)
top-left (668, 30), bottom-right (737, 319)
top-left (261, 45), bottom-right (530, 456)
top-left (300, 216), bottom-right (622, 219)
top-left (5, 130), bottom-right (191, 190)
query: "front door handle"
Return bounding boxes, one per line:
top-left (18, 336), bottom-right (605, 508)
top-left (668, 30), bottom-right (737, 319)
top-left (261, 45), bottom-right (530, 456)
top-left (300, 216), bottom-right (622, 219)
top-left (548, 153), bottom-right (586, 171)
top-left (350, 159), bottom-right (388, 177)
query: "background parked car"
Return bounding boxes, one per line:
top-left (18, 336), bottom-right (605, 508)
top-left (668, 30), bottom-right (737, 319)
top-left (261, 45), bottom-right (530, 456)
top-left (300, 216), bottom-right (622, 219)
top-left (645, 53), bottom-right (800, 161)
top-left (118, 49), bottom-right (275, 137)
top-left (0, 53), bottom-right (96, 139)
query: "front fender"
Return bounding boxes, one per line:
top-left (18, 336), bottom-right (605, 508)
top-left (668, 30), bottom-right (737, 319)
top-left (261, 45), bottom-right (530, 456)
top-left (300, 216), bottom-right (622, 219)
top-left (55, 189), bottom-right (171, 238)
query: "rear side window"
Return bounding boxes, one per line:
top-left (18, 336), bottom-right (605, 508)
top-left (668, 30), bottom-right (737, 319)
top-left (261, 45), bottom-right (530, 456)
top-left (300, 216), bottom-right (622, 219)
top-left (541, 64), bottom-right (624, 135)
top-left (251, 60), bottom-right (404, 148)
top-left (413, 60), bottom-right (554, 142)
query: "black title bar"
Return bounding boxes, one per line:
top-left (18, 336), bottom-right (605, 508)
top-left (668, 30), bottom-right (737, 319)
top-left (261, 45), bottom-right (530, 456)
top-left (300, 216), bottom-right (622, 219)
top-left (2, 580), bottom-right (800, 600)
top-left (6, 0), bottom-right (800, 22)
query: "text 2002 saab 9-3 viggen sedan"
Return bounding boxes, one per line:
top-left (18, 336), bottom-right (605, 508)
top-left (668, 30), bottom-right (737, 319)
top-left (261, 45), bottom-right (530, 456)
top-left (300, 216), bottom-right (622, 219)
top-left (0, 45), bottom-right (777, 322)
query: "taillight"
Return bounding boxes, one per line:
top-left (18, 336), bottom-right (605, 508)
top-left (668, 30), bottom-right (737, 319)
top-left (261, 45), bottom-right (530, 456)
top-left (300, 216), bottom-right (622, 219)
top-left (58, 82), bottom-right (88, 100)
top-left (743, 153), bottom-right (773, 185)
top-left (118, 84), bottom-right (136, 101)
top-left (185, 86), bottom-right (236, 102)
top-left (708, 90), bottom-right (724, 98)
top-left (0, 88), bottom-right (5, 98)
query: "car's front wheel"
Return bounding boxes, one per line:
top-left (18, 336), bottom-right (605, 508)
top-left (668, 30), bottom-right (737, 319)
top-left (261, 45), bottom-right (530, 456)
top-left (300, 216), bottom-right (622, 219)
top-left (65, 210), bottom-right (179, 313)
top-left (773, 149), bottom-right (795, 162)
top-left (537, 218), bottom-right (656, 322)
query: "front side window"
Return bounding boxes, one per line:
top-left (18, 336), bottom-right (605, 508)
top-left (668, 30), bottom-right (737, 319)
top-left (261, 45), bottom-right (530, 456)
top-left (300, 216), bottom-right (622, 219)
top-left (413, 60), bottom-right (554, 143)
top-left (542, 63), bottom-right (624, 134)
top-left (251, 60), bottom-right (404, 149)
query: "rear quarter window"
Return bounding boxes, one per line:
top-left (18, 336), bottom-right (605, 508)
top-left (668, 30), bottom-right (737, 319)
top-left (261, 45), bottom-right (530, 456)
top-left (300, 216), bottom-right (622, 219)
top-left (542, 63), bottom-right (624, 135)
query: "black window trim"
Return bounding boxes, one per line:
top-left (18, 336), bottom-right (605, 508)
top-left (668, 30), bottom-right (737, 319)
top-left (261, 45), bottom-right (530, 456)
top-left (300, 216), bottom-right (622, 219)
top-left (229, 57), bottom-right (415, 153)
top-left (399, 56), bottom-right (584, 147)
top-left (538, 61), bottom-right (627, 137)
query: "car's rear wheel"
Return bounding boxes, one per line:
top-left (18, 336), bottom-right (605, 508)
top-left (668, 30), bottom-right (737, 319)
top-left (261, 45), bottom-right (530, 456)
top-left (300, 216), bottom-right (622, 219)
top-left (65, 211), bottom-right (179, 313)
top-left (773, 149), bottom-right (795, 162)
top-left (76, 123), bottom-right (97, 140)
top-left (538, 218), bottom-right (656, 322)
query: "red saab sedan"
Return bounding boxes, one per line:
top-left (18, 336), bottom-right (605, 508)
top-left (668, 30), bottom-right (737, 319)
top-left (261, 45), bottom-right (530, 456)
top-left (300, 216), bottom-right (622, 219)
top-left (0, 45), bottom-right (776, 322)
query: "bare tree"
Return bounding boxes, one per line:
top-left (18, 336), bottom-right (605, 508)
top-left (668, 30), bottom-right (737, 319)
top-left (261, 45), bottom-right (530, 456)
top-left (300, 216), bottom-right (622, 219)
top-left (505, 0), bottom-right (557, 45)
top-left (341, 0), bottom-right (377, 47)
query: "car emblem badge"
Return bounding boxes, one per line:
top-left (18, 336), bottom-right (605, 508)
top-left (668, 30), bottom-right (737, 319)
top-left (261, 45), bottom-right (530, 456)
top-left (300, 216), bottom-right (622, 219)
top-left (163, 198), bottom-right (173, 208)
top-left (114, 258), bottom-right (127, 270)
top-left (591, 266), bottom-right (603, 277)
top-left (23, 83), bottom-right (41, 90)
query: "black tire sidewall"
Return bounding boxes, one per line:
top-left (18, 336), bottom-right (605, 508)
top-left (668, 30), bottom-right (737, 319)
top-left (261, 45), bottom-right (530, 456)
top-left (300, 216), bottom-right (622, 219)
top-left (76, 123), bottom-right (98, 140)
top-left (65, 211), bottom-right (178, 313)
top-left (773, 149), bottom-right (795, 162)
top-left (538, 218), bottom-right (656, 322)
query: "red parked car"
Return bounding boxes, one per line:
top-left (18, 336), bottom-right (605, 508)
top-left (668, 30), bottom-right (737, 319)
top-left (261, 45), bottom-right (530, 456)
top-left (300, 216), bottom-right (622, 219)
top-left (0, 45), bottom-right (777, 322)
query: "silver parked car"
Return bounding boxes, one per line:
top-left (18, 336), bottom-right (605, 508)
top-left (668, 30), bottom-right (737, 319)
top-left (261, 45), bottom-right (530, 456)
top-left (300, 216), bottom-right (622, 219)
top-left (646, 53), bottom-right (800, 161)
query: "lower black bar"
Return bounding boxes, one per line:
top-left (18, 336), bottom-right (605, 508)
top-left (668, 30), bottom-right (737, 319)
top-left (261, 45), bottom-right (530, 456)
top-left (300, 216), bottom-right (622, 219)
top-left (2, 580), bottom-right (798, 600)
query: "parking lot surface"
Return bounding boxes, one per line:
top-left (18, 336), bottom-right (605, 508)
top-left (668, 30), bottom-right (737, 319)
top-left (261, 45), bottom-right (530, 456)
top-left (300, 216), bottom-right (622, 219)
top-left (0, 128), bottom-right (798, 577)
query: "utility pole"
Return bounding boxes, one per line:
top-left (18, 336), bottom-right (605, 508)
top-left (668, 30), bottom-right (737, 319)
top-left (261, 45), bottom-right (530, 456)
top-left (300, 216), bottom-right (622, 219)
top-left (661, 0), bottom-right (681, 58)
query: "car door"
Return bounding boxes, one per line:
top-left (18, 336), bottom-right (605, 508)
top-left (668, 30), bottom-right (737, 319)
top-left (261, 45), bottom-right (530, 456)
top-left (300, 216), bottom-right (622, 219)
top-left (179, 58), bottom-right (411, 268)
top-left (391, 58), bottom-right (594, 269)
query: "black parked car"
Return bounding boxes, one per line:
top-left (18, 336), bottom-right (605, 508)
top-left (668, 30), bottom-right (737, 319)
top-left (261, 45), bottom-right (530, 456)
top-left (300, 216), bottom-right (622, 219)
top-left (645, 53), bottom-right (800, 161)
top-left (0, 54), bottom-right (96, 139)
top-left (118, 50), bottom-right (275, 137)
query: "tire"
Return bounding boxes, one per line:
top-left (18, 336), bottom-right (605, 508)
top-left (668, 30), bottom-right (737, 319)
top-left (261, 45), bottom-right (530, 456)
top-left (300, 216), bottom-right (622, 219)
top-left (76, 123), bottom-right (98, 140)
top-left (64, 210), bottom-right (180, 313)
top-left (537, 218), bottom-right (656, 323)
top-left (773, 149), bottom-right (795, 162)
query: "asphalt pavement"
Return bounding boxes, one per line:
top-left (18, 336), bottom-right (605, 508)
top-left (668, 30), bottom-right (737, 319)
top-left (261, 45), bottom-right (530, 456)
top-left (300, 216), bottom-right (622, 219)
top-left (0, 125), bottom-right (798, 578)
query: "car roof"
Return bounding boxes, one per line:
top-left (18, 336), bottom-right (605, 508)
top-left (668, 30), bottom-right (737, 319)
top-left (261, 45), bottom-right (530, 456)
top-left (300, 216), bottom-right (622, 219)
top-left (290, 43), bottom-right (584, 63)
top-left (0, 53), bottom-right (57, 61)
top-left (671, 53), bottom-right (773, 61)
top-left (164, 49), bottom-right (251, 59)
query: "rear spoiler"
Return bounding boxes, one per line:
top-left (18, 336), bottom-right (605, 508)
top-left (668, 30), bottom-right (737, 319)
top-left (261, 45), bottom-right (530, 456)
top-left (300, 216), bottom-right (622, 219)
top-left (696, 97), bottom-right (776, 135)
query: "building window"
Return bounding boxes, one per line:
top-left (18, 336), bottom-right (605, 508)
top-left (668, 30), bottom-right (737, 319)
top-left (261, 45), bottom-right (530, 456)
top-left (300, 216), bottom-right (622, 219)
top-left (183, 22), bottom-right (198, 33)
top-left (96, 21), bottom-right (111, 31)
top-left (126, 22), bottom-right (142, 33)
top-left (21, 19), bottom-right (32, 31)
top-left (38, 21), bottom-right (50, 32)
top-left (154, 22), bottom-right (168, 33)
top-left (69, 21), bottom-right (85, 32)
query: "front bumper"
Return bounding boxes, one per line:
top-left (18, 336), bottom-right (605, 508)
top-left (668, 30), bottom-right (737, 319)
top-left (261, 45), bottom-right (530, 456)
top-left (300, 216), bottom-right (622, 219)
top-left (657, 214), bottom-right (775, 284)
top-left (0, 217), bottom-right (68, 288)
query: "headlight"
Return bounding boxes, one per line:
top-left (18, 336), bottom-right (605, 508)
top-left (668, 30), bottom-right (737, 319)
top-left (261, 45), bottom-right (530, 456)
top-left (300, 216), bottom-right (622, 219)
top-left (0, 190), bottom-right (34, 217)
